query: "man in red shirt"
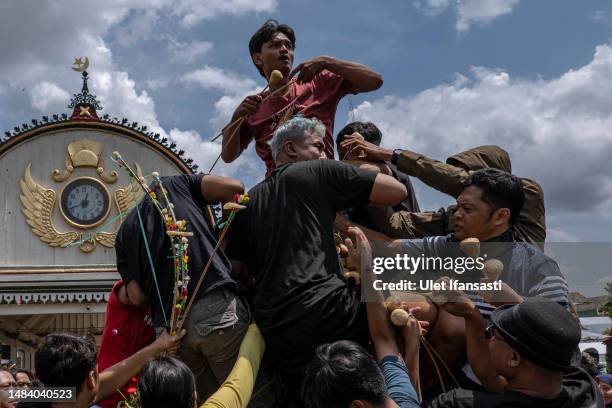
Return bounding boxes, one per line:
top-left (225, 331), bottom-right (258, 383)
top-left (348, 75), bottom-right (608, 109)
top-left (97, 280), bottom-right (156, 408)
top-left (221, 19), bottom-right (383, 174)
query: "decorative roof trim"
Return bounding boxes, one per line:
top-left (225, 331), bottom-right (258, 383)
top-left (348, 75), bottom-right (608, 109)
top-left (1, 116), bottom-right (198, 173)
top-left (0, 291), bottom-right (110, 305)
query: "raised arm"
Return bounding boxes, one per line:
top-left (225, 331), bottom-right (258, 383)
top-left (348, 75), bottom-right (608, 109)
top-left (339, 136), bottom-right (470, 198)
top-left (201, 174), bottom-right (245, 204)
top-left (291, 56), bottom-right (383, 93)
top-left (434, 278), bottom-right (507, 392)
top-left (94, 330), bottom-right (186, 403)
top-left (221, 94), bottom-right (262, 163)
top-left (347, 226), bottom-right (401, 360)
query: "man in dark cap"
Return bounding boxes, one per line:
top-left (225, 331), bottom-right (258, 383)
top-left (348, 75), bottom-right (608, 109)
top-left (422, 296), bottom-right (603, 407)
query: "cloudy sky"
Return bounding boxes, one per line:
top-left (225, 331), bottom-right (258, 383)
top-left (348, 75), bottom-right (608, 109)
top-left (2, 0), bottom-right (612, 249)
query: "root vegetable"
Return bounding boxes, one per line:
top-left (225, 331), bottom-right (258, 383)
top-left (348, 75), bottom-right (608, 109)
top-left (483, 259), bottom-right (504, 280)
top-left (460, 238), bottom-right (480, 258)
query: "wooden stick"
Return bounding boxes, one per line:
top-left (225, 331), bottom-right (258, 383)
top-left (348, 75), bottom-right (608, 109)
top-left (176, 211), bottom-right (237, 331)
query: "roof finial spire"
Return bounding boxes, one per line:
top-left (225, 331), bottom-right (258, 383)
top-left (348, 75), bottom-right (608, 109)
top-left (68, 57), bottom-right (102, 121)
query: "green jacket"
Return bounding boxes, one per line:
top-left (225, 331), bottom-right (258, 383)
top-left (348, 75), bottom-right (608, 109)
top-left (367, 145), bottom-right (546, 249)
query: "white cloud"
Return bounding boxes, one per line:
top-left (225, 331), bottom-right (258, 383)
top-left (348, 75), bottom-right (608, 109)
top-left (168, 128), bottom-right (261, 181)
top-left (590, 10), bottom-right (612, 25)
top-left (350, 44), bottom-right (612, 214)
top-left (456, 0), bottom-right (520, 32)
top-left (170, 0), bottom-right (277, 27)
top-left (413, 0), bottom-right (452, 16)
top-left (181, 66), bottom-right (262, 130)
top-left (30, 81), bottom-right (70, 112)
top-left (182, 65), bottom-right (258, 95)
top-left (114, 9), bottom-right (160, 46)
top-left (168, 39), bottom-right (213, 63)
top-left (414, 0), bottom-right (521, 33)
top-left (0, 0), bottom-right (266, 185)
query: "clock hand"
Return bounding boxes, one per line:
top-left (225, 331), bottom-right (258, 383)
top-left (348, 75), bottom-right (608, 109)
top-left (68, 203), bottom-right (82, 210)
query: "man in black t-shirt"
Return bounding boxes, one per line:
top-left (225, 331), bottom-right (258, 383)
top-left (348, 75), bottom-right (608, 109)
top-left (115, 173), bottom-right (247, 402)
top-left (226, 116), bottom-right (408, 397)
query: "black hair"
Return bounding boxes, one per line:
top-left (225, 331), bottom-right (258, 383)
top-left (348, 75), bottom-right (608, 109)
top-left (248, 19), bottom-right (296, 78)
top-left (138, 357), bottom-right (196, 408)
top-left (11, 368), bottom-right (32, 382)
top-left (465, 168), bottom-right (525, 226)
top-left (583, 348), bottom-right (599, 362)
top-left (302, 340), bottom-right (387, 408)
top-left (336, 121), bottom-right (383, 149)
top-left (580, 352), bottom-right (599, 379)
top-left (34, 333), bottom-right (97, 394)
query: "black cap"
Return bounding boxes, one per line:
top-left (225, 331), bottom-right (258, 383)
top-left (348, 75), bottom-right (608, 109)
top-left (490, 297), bottom-right (581, 370)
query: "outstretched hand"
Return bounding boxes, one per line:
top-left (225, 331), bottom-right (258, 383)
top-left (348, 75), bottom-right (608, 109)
top-left (290, 55), bottom-right (331, 84)
top-left (345, 226), bottom-right (372, 273)
top-left (152, 329), bottom-right (186, 356)
top-left (340, 136), bottom-right (393, 162)
top-left (433, 277), bottom-right (477, 318)
top-left (399, 306), bottom-right (429, 344)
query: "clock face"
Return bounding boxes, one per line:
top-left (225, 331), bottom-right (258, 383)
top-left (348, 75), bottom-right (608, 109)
top-left (60, 177), bottom-right (111, 228)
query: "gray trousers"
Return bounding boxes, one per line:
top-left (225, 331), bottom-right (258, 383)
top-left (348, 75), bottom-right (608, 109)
top-left (177, 285), bottom-right (250, 403)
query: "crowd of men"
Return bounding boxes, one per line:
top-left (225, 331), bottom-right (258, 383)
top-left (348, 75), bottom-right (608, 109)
top-left (2, 18), bottom-right (610, 408)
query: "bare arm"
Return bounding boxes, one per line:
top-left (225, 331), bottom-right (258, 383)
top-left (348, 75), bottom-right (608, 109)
top-left (347, 227), bottom-right (399, 360)
top-left (339, 137), bottom-right (470, 198)
top-left (344, 159), bottom-right (392, 175)
top-left (201, 174), bottom-right (245, 204)
top-left (369, 173), bottom-right (407, 207)
top-left (324, 57), bottom-right (383, 93)
top-left (122, 280), bottom-right (146, 306)
top-left (435, 278), bottom-right (507, 392)
top-left (94, 330), bottom-right (186, 403)
top-left (221, 95), bottom-right (262, 163)
top-left (291, 56), bottom-right (383, 93)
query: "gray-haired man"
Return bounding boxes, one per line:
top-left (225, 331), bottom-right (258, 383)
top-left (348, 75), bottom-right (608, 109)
top-left (226, 116), bottom-right (408, 401)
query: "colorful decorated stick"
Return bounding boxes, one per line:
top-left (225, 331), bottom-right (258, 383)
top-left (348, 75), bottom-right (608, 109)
top-left (112, 151), bottom-right (192, 335)
top-left (177, 192), bottom-right (249, 332)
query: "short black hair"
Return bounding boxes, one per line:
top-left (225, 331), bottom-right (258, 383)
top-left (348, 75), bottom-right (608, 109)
top-left (336, 121), bottom-right (383, 149)
top-left (302, 340), bottom-right (386, 408)
top-left (35, 333), bottom-right (97, 394)
top-left (583, 347), bottom-right (599, 362)
top-left (138, 357), bottom-right (195, 408)
top-left (11, 368), bottom-right (32, 381)
top-left (465, 168), bottom-right (525, 226)
top-left (249, 19), bottom-right (296, 78)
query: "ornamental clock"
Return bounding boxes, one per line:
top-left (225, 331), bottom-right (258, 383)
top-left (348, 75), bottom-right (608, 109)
top-left (59, 177), bottom-right (111, 228)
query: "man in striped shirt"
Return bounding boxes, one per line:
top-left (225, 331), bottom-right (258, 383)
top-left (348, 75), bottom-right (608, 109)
top-left (399, 169), bottom-right (568, 396)
top-left (348, 168), bottom-right (568, 397)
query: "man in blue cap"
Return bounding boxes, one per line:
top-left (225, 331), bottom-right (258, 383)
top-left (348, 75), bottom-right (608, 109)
top-left (421, 296), bottom-right (603, 407)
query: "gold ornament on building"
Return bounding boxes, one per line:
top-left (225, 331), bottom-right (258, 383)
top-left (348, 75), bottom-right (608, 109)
top-left (71, 57), bottom-right (90, 73)
top-left (20, 139), bottom-right (145, 253)
top-left (53, 139), bottom-right (118, 183)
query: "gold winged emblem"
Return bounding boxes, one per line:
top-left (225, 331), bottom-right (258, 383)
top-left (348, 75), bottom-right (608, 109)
top-left (20, 162), bottom-right (145, 251)
top-left (93, 163), bottom-right (145, 248)
top-left (20, 164), bottom-right (78, 247)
